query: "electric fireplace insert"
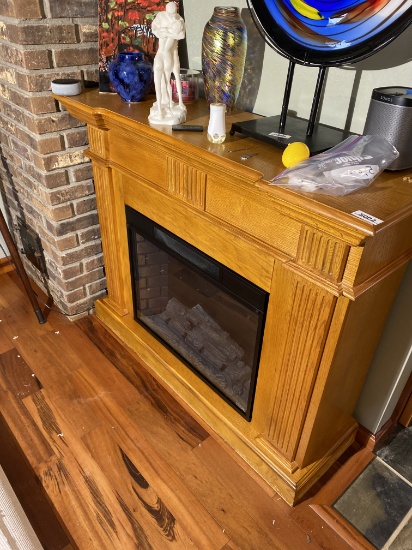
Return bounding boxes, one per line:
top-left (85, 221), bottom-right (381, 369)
top-left (126, 206), bottom-right (268, 420)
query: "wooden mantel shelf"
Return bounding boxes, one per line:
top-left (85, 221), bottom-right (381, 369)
top-left (55, 89), bottom-right (412, 504)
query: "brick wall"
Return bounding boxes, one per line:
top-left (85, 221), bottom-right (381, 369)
top-left (134, 233), bottom-right (169, 316)
top-left (0, 0), bottom-right (106, 316)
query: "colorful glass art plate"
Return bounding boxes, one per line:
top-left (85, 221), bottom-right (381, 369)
top-left (248, 0), bottom-right (412, 65)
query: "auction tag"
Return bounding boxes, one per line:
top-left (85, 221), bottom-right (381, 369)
top-left (269, 131), bottom-right (291, 139)
top-left (351, 210), bottom-right (383, 225)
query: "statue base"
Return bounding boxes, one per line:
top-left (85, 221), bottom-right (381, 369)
top-left (148, 102), bottom-right (187, 126)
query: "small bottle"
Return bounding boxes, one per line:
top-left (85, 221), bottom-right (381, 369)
top-left (207, 103), bottom-right (226, 144)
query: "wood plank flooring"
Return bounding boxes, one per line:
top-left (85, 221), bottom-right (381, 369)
top-left (0, 270), bottom-right (374, 549)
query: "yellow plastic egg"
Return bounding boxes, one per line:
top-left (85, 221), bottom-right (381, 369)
top-left (282, 142), bottom-right (310, 168)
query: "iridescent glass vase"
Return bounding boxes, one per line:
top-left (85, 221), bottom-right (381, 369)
top-left (202, 7), bottom-right (247, 113)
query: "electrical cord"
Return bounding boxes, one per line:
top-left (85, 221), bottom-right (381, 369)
top-left (0, 242), bottom-right (94, 317)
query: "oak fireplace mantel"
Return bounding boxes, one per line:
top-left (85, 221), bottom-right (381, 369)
top-left (56, 89), bottom-right (412, 505)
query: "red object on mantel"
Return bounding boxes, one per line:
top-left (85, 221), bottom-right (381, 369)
top-left (98, 0), bottom-right (180, 93)
top-left (171, 70), bottom-right (200, 103)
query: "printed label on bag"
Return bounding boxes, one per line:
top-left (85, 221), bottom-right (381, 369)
top-left (351, 210), bottom-right (383, 225)
top-left (330, 164), bottom-right (379, 180)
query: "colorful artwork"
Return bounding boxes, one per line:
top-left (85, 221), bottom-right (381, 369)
top-left (98, 0), bottom-right (180, 92)
top-left (249, 0), bottom-right (412, 65)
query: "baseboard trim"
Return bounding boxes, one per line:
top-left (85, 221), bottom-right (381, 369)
top-left (356, 376), bottom-right (412, 449)
top-left (356, 419), bottom-right (396, 451)
top-left (309, 446), bottom-right (376, 549)
top-left (310, 504), bottom-right (376, 550)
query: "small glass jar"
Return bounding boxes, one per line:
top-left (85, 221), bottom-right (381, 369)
top-left (171, 69), bottom-right (200, 103)
top-left (207, 103), bottom-right (226, 144)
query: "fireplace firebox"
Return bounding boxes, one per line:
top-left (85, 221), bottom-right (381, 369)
top-left (126, 206), bottom-right (268, 420)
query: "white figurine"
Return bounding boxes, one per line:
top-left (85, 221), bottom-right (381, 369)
top-left (148, 2), bottom-right (187, 125)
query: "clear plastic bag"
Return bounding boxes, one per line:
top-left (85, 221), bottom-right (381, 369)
top-left (270, 135), bottom-right (399, 196)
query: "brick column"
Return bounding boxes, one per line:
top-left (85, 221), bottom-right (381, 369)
top-left (0, 0), bottom-right (106, 316)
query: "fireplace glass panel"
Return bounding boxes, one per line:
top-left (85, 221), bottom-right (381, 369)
top-left (126, 206), bottom-right (268, 420)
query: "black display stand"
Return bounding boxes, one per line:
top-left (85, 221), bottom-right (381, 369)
top-left (230, 61), bottom-right (350, 154)
top-left (230, 115), bottom-right (350, 154)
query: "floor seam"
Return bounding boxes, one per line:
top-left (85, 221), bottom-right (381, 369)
top-left (381, 507), bottom-right (412, 549)
top-left (375, 455), bottom-right (412, 488)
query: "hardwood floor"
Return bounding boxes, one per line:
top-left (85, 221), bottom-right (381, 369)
top-left (0, 270), bottom-right (375, 549)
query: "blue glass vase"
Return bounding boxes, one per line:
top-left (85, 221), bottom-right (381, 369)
top-left (109, 52), bottom-right (153, 103)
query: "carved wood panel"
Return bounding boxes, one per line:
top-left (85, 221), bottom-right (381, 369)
top-left (167, 157), bottom-right (206, 210)
top-left (296, 226), bottom-right (349, 283)
top-left (88, 126), bottom-right (108, 157)
top-left (253, 259), bottom-right (337, 463)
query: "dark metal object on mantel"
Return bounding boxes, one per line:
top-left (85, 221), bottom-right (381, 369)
top-left (230, 111), bottom-right (351, 154)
